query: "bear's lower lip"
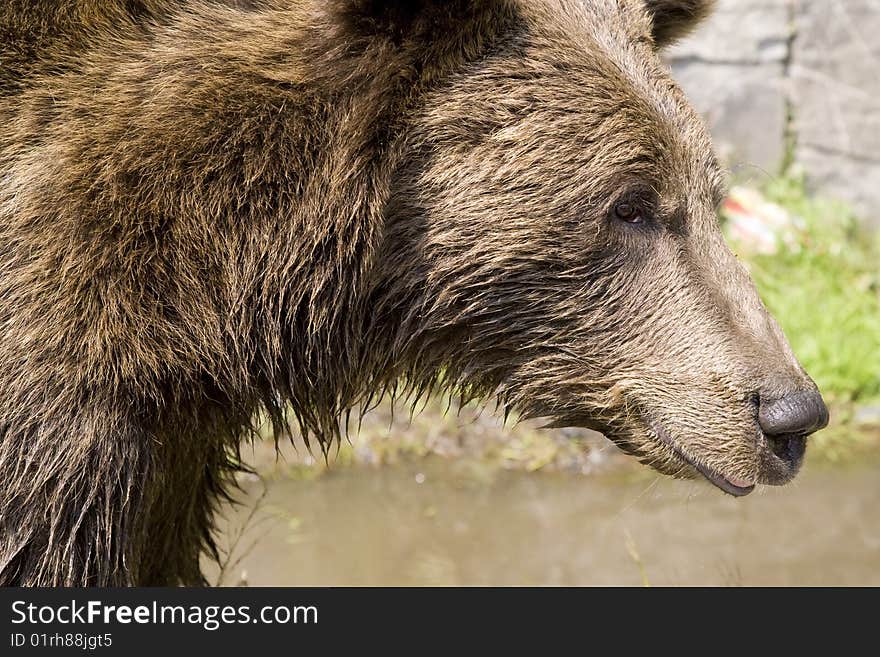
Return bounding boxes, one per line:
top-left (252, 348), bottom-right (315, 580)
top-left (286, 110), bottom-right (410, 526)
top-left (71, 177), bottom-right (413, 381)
top-left (647, 420), bottom-right (755, 497)
top-left (688, 459), bottom-right (755, 497)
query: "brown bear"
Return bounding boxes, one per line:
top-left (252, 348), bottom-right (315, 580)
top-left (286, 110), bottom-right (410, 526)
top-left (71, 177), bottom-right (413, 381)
top-left (0, 0), bottom-right (828, 586)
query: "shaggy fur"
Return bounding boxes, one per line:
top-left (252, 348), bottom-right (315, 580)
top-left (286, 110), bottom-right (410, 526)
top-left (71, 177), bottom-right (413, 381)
top-left (0, 0), bottom-right (823, 586)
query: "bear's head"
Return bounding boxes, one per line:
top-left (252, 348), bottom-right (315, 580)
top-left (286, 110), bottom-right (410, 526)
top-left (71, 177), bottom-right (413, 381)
top-left (336, 0), bottom-right (828, 495)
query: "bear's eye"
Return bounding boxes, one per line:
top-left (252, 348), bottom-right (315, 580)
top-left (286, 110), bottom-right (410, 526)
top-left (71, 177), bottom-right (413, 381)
top-left (613, 201), bottom-right (643, 224)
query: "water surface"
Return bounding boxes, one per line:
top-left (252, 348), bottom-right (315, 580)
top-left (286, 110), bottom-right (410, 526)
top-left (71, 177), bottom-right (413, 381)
top-left (210, 455), bottom-right (880, 586)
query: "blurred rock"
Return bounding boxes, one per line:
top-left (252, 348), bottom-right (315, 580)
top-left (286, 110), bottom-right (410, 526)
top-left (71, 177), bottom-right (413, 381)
top-left (854, 405), bottom-right (880, 427)
top-left (791, 0), bottom-right (880, 227)
top-left (664, 0), bottom-right (880, 228)
top-left (666, 0), bottom-right (789, 177)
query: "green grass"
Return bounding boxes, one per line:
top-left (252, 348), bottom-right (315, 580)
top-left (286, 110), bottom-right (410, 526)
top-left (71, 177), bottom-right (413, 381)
top-left (729, 175), bottom-right (880, 408)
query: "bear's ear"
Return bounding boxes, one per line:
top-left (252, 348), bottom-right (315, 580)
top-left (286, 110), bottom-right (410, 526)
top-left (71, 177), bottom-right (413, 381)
top-left (332, 0), bottom-right (475, 42)
top-left (643, 0), bottom-right (715, 48)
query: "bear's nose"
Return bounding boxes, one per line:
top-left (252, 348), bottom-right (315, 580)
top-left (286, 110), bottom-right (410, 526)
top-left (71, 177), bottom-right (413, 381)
top-left (758, 389), bottom-right (829, 438)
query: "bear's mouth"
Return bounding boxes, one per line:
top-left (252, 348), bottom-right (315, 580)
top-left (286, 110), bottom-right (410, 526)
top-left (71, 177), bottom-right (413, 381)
top-left (541, 411), bottom-right (757, 496)
top-left (647, 419), bottom-right (755, 497)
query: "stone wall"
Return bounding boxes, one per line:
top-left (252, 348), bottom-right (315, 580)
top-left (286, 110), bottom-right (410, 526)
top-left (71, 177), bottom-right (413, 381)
top-left (666, 0), bottom-right (880, 227)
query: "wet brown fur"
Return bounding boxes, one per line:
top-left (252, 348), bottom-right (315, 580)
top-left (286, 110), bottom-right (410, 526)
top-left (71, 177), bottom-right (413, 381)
top-left (1, 0), bottom-right (820, 586)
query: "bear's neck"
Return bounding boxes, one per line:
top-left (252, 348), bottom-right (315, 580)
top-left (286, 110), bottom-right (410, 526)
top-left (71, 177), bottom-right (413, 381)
top-left (229, 3), bottom-right (519, 444)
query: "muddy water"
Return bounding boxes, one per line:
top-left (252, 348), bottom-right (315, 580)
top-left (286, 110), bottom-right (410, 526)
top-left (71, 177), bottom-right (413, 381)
top-left (210, 457), bottom-right (880, 586)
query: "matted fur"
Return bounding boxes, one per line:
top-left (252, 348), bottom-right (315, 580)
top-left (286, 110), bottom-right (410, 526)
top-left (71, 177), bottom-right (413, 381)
top-left (0, 0), bottom-right (821, 586)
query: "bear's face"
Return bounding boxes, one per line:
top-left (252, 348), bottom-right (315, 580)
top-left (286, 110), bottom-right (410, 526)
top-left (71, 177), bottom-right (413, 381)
top-left (382, 0), bottom-right (826, 494)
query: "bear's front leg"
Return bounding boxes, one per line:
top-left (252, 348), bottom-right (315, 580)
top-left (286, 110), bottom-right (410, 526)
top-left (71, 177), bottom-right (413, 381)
top-left (0, 402), bottom-right (157, 585)
top-left (0, 390), bottom-right (241, 586)
top-left (0, 395), bottom-right (215, 586)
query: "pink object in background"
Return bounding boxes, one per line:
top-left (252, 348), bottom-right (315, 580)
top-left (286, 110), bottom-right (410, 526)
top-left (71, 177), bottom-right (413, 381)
top-left (722, 187), bottom-right (804, 255)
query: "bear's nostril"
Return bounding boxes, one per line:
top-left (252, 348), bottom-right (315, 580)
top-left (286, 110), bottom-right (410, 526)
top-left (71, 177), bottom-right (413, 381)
top-left (767, 434), bottom-right (806, 464)
top-left (758, 389), bottom-right (829, 438)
